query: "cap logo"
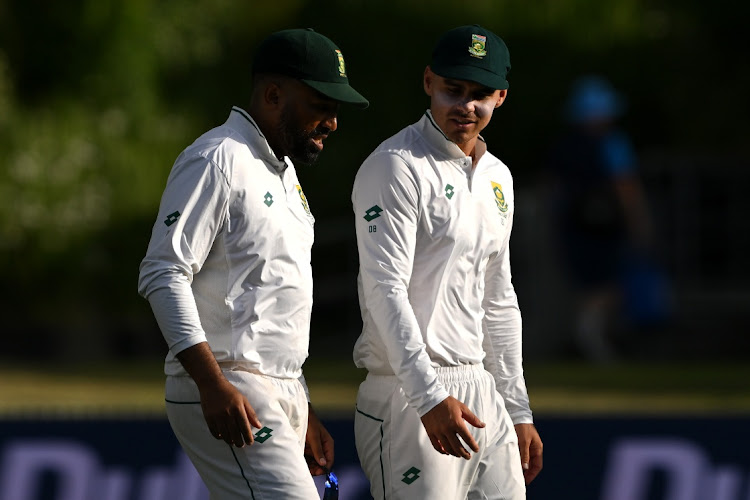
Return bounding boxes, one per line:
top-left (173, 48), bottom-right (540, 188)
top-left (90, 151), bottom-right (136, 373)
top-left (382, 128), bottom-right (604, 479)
top-left (335, 49), bottom-right (347, 77)
top-left (468, 34), bottom-right (487, 59)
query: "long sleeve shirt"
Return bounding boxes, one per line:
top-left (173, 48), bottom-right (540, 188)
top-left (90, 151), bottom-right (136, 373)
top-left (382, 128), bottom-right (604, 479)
top-left (352, 111), bottom-right (533, 423)
top-left (138, 106), bottom-right (315, 382)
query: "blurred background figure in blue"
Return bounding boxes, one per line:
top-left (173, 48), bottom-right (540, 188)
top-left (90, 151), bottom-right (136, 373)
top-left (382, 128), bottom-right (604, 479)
top-left (545, 75), bottom-right (672, 364)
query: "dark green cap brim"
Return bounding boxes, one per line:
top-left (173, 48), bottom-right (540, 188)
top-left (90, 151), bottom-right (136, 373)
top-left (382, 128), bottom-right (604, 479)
top-left (303, 79), bottom-right (369, 108)
top-left (431, 63), bottom-right (509, 90)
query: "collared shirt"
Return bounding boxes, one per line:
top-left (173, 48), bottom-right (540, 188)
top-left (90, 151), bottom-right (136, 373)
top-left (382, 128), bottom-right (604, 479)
top-left (138, 106), bottom-right (315, 380)
top-left (352, 111), bottom-right (532, 423)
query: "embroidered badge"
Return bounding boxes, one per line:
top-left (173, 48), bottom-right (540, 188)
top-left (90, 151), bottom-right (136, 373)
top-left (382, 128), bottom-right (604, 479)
top-left (468, 34), bottom-right (487, 58)
top-left (296, 184), bottom-right (312, 216)
top-left (335, 49), bottom-right (347, 77)
top-left (491, 181), bottom-right (509, 213)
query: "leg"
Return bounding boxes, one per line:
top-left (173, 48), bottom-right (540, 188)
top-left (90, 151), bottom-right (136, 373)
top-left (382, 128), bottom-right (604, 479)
top-left (165, 373), bottom-right (318, 500)
top-left (468, 373), bottom-right (526, 500)
top-left (355, 373), bottom-right (474, 500)
top-left (469, 441), bottom-right (526, 500)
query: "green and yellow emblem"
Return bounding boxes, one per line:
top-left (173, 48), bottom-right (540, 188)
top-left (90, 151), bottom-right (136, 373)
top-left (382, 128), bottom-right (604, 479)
top-left (296, 184), bottom-right (312, 216)
top-left (491, 181), bottom-right (508, 213)
top-left (335, 49), bottom-right (347, 77)
top-left (468, 34), bottom-right (487, 58)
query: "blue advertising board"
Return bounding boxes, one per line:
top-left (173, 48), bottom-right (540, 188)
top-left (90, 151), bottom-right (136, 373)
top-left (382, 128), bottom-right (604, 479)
top-left (2, 415), bottom-right (749, 499)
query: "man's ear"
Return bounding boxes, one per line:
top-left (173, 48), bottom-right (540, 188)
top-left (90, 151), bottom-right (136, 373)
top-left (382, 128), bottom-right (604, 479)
top-left (495, 89), bottom-right (508, 108)
top-left (423, 66), bottom-right (434, 96)
top-left (264, 81), bottom-right (282, 107)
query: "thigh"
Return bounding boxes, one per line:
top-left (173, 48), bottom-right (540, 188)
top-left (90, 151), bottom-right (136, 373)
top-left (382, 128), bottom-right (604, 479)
top-left (354, 377), bottom-right (392, 499)
top-left (165, 374), bottom-right (317, 500)
top-left (469, 441), bottom-right (526, 500)
top-left (355, 376), bottom-right (470, 500)
top-left (468, 375), bottom-right (525, 500)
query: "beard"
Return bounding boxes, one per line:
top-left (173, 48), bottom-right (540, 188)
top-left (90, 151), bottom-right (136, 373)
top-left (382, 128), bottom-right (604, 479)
top-left (277, 106), bottom-right (327, 166)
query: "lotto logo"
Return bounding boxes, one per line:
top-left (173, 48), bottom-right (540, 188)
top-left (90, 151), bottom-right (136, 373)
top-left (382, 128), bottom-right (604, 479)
top-left (363, 205), bottom-right (382, 222)
top-left (401, 466), bottom-right (421, 485)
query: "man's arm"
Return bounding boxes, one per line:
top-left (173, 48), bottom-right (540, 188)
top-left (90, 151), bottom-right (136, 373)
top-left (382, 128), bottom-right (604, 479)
top-left (176, 342), bottom-right (261, 448)
top-left (304, 404), bottom-right (334, 476)
top-left (353, 152), bottom-right (446, 413)
top-left (481, 195), bottom-right (543, 482)
top-left (515, 423), bottom-right (543, 484)
top-left (481, 211), bottom-right (532, 423)
top-left (139, 154), bottom-right (261, 447)
top-left (353, 152), bottom-right (482, 458)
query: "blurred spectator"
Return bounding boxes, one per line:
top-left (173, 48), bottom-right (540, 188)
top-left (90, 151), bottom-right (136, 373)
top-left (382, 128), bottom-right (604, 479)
top-left (545, 75), bottom-right (670, 363)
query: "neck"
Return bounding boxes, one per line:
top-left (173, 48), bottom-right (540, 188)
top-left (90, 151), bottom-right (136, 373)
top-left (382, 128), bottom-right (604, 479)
top-left (248, 104), bottom-right (285, 160)
top-left (457, 137), bottom-right (485, 168)
top-left (455, 137), bottom-right (477, 158)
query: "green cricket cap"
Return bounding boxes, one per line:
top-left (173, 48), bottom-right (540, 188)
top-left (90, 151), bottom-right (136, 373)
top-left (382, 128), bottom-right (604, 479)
top-left (252, 28), bottom-right (369, 108)
top-left (430, 25), bottom-right (511, 90)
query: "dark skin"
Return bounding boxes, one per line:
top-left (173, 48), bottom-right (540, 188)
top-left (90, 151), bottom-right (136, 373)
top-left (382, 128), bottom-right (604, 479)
top-left (250, 73), bottom-right (339, 165)
top-left (174, 75), bottom-right (341, 475)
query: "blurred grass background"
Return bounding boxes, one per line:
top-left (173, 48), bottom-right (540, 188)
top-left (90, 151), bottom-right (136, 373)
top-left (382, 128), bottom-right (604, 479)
top-left (3, 361), bottom-right (749, 417)
top-left (0, 0), bottom-right (748, 419)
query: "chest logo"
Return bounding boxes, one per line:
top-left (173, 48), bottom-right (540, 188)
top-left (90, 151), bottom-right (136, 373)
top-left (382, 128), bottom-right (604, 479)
top-left (468, 34), bottom-right (487, 59)
top-left (296, 184), bottom-right (312, 216)
top-left (491, 181), bottom-right (509, 213)
top-left (445, 184), bottom-right (455, 199)
top-left (264, 192), bottom-right (274, 207)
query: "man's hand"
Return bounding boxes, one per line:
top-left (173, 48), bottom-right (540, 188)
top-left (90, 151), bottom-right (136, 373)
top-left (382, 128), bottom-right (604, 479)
top-left (420, 396), bottom-right (485, 459)
top-left (515, 423), bottom-right (543, 484)
top-left (200, 377), bottom-right (262, 448)
top-left (176, 342), bottom-right (262, 448)
top-left (304, 404), bottom-right (334, 476)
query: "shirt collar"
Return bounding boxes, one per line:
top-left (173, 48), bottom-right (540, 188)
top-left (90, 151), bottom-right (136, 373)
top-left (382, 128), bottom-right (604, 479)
top-left (419, 110), bottom-right (488, 164)
top-left (227, 106), bottom-right (289, 173)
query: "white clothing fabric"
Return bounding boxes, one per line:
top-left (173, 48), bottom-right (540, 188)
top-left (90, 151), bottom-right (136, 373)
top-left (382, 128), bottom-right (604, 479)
top-left (138, 106), bottom-right (315, 382)
top-left (165, 371), bottom-right (318, 499)
top-left (354, 365), bottom-right (525, 499)
top-left (352, 111), bottom-right (532, 423)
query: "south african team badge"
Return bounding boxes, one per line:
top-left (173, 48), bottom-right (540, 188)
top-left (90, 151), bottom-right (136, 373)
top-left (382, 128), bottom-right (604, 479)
top-left (491, 181), bottom-right (509, 224)
top-left (296, 184), bottom-right (313, 218)
top-left (335, 49), bottom-right (347, 77)
top-left (468, 34), bottom-right (487, 58)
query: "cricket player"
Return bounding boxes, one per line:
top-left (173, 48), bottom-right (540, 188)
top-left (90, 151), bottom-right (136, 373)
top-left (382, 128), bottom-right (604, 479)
top-left (352, 25), bottom-right (542, 499)
top-left (138, 28), bottom-right (368, 499)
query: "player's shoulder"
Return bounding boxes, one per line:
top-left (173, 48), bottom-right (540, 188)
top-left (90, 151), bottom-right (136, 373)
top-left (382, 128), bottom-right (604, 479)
top-left (177, 124), bottom-right (259, 174)
top-left (360, 122), bottom-right (427, 171)
top-left (189, 123), bottom-right (251, 157)
top-left (483, 148), bottom-right (513, 177)
top-left (479, 148), bottom-right (515, 193)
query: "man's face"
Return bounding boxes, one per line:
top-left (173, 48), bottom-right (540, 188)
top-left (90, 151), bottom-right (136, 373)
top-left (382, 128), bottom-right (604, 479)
top-left (423, 67), bottom-right (506, 149)
top-left (277, 81), bottom-right (339, 165)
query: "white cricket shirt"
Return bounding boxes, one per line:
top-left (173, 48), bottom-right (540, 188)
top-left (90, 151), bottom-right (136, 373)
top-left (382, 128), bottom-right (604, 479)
top-left (138, 107), bottom-right (315, 380)
top-left (352, 111), bottom-right (533, 423)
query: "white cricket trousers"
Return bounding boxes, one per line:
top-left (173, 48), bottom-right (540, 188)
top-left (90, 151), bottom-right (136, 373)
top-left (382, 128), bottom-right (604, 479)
top-left (354, 364), bottom-right (526, 500)
top-left (165, 371), bottom-right (319, 500)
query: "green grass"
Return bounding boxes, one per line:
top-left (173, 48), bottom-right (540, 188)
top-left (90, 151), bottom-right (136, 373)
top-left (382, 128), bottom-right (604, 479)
top-left (1, 359), bottom-right (748, 418)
